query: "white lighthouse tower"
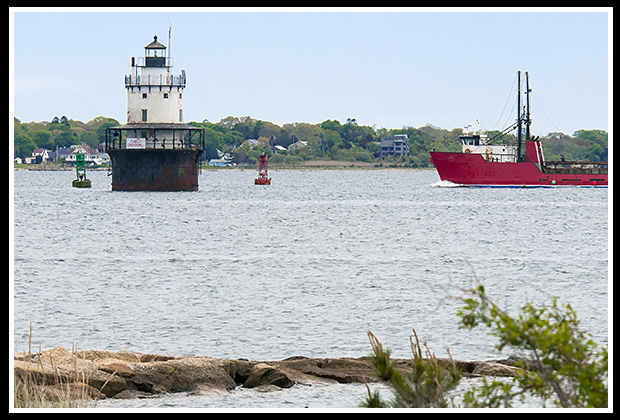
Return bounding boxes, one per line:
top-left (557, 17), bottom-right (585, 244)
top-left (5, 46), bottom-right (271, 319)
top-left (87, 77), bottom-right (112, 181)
top-left (125, 35), bottom-right (185, 125)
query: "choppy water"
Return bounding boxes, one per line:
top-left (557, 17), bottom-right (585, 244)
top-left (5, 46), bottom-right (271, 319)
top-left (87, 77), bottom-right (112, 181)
top-left (12, 169), bottom-right (609, 408)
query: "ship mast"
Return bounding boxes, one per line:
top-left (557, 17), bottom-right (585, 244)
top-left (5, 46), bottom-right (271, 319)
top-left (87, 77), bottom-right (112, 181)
top-left (525, 71), bottom-right (531, 143)
top-left (516, 71), bottom-right (522, 161)
top-left (515, 70), bottom-right (533, 162)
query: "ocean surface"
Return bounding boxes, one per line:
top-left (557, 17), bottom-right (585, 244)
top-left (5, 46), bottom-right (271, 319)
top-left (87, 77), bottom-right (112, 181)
top-left (12, 169), bottom-right (609, 409)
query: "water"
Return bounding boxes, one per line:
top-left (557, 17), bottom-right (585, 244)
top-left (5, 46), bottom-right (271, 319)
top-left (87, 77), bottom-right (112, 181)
top-left (12, 169), bottom-right (609, 408)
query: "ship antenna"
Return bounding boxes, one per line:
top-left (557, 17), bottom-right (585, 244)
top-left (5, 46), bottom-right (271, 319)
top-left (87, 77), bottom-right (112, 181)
top-left (167, 13), bottom-right (172, 64)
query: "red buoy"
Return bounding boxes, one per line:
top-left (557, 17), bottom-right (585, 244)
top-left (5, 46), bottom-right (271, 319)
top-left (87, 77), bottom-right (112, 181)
top-left (254, 154), bottom-right (271, 185)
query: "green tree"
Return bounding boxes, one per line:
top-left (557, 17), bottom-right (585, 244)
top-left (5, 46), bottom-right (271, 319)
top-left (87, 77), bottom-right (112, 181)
top-left (322, 129), bottom-right (343, 155)
top-left (52, 131), bottom-right (76, 148)
top-left (583, 144), bottom-right (605, 162)
top-left (458, 285), bottom-right (608, 408)
top-left (572, 129), bottom-right (607, 146)
top-left (320, 119), bottom-right (342, 133)
top-left (31, 131), bottom-right (52, 150)
top-left (219, 115), bottom-right (259, 140)
top-left (14, 133), bottom-right (36, 158)
top-left (78, 131), bottom-right (98, 148)
top-left (95, 118), bottom-right (120, 145)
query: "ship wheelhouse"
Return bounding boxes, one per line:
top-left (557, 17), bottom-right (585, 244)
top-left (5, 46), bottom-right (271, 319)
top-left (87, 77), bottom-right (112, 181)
top-left (459, 128), bottom-right (518, 163)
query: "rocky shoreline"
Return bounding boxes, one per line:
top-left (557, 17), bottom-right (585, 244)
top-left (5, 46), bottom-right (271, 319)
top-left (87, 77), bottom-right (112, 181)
top-left (14, 346), bottom-right (527, 401)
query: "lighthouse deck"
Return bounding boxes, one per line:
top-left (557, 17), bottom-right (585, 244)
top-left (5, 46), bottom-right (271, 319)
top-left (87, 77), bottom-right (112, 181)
top-left (105, 123), bottom-right (204, 151)
top-left (105, 124), bottom-right (205, 191)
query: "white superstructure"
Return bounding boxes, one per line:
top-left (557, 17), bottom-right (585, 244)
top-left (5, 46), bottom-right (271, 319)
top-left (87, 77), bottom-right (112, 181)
top-left (125, 35), bottom-right (185, 125)
top-left (459, 124), bottom-right (518, 163)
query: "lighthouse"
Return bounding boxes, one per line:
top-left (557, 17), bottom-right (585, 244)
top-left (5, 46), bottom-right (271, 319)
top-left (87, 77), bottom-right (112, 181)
top-left (126, 35), bottom-right (184, 125)
top-left (105, 35), bottom-right (204, 191)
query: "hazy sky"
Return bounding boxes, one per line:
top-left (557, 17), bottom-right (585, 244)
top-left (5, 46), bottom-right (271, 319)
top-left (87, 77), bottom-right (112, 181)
top-left (11, 7), bottom-right (610, 136)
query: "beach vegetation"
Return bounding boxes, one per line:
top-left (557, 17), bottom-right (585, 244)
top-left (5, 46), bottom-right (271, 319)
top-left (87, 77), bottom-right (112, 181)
top-left (362, 284), bottom-right (608, 408)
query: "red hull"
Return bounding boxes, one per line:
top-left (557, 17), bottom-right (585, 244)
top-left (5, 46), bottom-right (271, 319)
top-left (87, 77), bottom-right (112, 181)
top-left (430, 151), bottom-right (608, 187)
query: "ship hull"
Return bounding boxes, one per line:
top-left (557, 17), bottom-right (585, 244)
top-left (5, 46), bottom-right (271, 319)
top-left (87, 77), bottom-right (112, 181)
top-left (430, 152), bottom-right (608, 187)
top-left (107, 149), bottom-right (202, 191)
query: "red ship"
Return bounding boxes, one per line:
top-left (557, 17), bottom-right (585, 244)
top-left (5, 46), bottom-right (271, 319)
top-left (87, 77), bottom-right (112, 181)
top-left (430, 72), bottom-right (608, 187)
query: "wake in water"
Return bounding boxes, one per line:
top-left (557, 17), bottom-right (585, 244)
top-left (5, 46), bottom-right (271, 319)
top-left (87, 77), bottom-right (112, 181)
top-left (431, 180), bottom-right (464, 188)
top-left (431, 180), bottom-right (607, 188)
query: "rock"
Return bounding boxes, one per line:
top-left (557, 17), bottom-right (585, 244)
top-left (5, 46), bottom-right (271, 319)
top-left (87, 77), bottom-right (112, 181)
top-left (79, 349), bottom-right (143, 363)
top-left (274, 357), bottom-right (375, 384)
top-left (161, 357), bottom-right (237, 393)
top-left (230, 359), bottom-right (256, 384)
top-left (495, 356), bottom-right (538, 371)
top-left (13, 347), bottom-right (535, 402)
top-left (98, 360), bottom-right (135, 377)
top-left (140, 353), bottom-right (177, 363)
top-left (126, 362), bottom-right (175, 393)
top-left (243, 363), bottom-right (294, 389)
top-left (111, 389), bottom-right (159, 399)
top-left (472, 361), bottom-right (523, 377)
top-left (80, 367), bottom-right (129, 398)
top-left (95, 358), bottom-right (176, 394)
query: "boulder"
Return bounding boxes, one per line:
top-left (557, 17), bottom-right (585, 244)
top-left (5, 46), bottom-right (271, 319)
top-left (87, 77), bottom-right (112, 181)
top-left (274, 356), bottom-right (375, 384)
top-left (97, 360), bottom-right (135, 377)
top-left (472, 361), bottom-right (523, 377)
top-left (126, 362), bottom-right (175, 393)
top-left (161, 357), bottom-right (237, 393)
top-left (243, 363), bottom-right (294, 389)
top-left (79, 349), bottom-right (143, 363)
top-left (76, 366), bottom-right (128, 398)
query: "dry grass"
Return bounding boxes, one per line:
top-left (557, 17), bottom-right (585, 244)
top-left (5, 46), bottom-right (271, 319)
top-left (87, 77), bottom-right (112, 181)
top-left (13, 322), bottom-right (96, 409)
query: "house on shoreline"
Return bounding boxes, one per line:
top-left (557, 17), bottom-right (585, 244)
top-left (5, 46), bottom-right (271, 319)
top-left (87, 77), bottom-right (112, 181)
top-left (15, 143), bottom-right (110, 166)
top-left (380, 134), bottom-right (410, 158)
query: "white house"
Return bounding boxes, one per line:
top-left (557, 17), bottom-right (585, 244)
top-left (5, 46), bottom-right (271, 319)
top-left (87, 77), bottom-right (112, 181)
top-left (32, 148), bottom-right (54, 162)
top-left (209, 155), bottom-right (235, 167)
top-left (58, 143), bottom-right (109, 165)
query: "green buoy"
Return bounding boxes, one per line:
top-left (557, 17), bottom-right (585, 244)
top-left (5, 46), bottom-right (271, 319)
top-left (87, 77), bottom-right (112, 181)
top-left (72, 153), bottom-right (91, 188)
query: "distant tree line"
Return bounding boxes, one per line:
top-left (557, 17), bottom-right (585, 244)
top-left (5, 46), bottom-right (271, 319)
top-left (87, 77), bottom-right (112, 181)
top-left (541, 129), bottom-right (608, 162)
top-left (190, 116), bottom-right (608, 166)
top-left (14, 116), bottom-right (608, 166)
top-left (13, 116), bottom-right (119, 158)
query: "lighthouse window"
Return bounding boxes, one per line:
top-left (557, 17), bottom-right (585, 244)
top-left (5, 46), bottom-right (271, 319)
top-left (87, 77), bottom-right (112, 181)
top-left (142, 93), bottom-right (147, 99)
top-left (163, 93), bottom-right (169, 99)
top-left (141, 109), bottom-right (148, 122)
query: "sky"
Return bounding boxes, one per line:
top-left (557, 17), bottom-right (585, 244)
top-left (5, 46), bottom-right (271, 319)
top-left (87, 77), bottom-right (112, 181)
top-left (11, 7), bottom-right (611, 136)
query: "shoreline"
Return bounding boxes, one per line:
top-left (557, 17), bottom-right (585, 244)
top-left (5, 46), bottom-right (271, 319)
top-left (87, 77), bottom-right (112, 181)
top-left (14, 346), bottom-right (527, 401)
top-left (14, 160), bottom-right (435, 172)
